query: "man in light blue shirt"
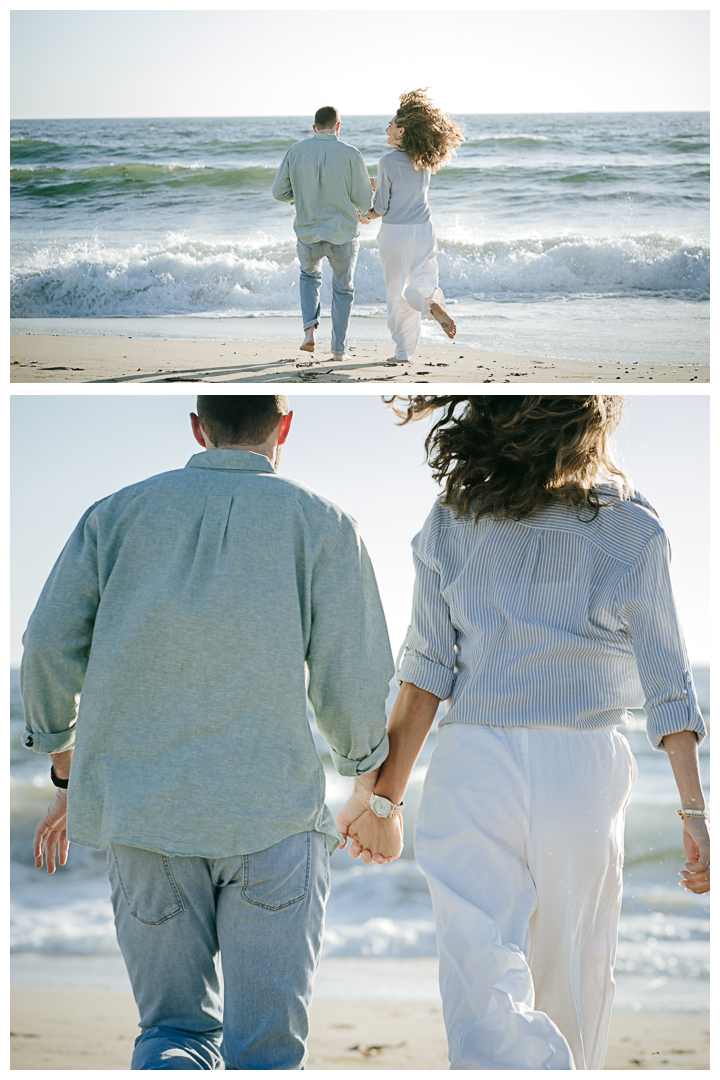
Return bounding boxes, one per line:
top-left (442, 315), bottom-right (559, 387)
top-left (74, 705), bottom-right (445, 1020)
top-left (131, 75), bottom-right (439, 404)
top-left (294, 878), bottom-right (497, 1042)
top-left (23, 396), bottom-right (394, 1070)
top-left (272, 106), bottom-right (373, 362)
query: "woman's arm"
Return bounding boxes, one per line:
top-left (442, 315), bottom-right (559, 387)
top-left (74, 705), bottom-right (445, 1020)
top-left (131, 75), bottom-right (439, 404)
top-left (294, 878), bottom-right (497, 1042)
top-left (347, 682), bottom-right (441, 862)
top-left (662, 730), bottom-right (710, 893)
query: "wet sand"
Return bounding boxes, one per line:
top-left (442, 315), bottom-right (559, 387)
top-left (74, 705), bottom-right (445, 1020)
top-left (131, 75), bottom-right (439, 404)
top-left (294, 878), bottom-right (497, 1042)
top-left (10, 987), bottom-right (709, 1070)
top-left (10, 334), bottom-right (707, 383)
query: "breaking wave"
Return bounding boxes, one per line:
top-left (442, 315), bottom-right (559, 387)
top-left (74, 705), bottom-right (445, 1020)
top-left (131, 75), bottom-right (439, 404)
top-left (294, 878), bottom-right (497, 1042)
top-left (10, 231), bottom-right (709, 317)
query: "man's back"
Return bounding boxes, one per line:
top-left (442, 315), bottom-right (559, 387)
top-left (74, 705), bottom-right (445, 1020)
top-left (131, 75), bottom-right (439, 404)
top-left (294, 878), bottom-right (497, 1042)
top-left (272, 133), bottom-right (372, 245)
top-left (21, 448), bottom-right (393, 858)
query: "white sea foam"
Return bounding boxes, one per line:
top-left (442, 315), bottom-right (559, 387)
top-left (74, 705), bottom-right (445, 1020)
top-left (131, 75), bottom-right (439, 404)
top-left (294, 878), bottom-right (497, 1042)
top-left (10, 231), bottom-right (709, 318)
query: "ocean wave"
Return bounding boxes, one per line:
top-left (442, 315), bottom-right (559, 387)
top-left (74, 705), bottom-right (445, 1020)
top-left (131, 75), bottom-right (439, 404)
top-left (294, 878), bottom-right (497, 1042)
top-left (464, 134), bottom-right (554, 147)
top-left (10, 231), bottom-right (709, 317)
top-left (10, 138), bottom-right (78, 163)
top-left (11, 162), bottom-right (277, 191)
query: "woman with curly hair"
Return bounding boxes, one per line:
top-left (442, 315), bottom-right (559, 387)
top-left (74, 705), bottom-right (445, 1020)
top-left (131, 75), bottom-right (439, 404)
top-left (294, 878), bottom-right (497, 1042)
top-left (361, 90), bottom-right (464, 363)
top-left (345, 396), bottom-right (709, 1070)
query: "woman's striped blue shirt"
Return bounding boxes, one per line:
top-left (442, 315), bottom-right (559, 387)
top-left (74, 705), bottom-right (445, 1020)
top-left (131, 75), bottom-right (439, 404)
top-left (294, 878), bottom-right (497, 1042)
top-left (396, 486), bottom-right (706, 750)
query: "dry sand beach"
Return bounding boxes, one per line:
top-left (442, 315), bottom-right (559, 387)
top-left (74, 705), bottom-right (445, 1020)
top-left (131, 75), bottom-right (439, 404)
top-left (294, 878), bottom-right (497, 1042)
top-left (10, 334), bottom-right (707, 384)
top-left (10, 986), bottom-right (709, 1071)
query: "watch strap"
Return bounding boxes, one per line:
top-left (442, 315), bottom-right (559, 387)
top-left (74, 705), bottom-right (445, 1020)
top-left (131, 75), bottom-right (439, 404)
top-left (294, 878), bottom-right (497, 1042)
top-left (50, 765), bottom-right (69, 789)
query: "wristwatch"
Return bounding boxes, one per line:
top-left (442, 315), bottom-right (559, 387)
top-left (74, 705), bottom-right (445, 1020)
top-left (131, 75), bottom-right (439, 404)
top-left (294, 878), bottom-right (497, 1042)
top-left (369, 792), bottom-right (403, 819)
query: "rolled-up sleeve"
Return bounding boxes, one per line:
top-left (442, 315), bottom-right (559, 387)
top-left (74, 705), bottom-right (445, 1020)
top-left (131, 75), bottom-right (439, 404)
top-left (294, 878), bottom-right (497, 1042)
top-left (396, 521), bottom-right (456, 699)
top-left (372, 156), bottom-right (391, 217)
top-left (272, 150), bottom-right (295, 204)
top-left (21, 505), bottom-right (102, 754)
top-left (306, 522), bottom-right (393, 775)
top-left (617, 530), bottom-right (706, 750)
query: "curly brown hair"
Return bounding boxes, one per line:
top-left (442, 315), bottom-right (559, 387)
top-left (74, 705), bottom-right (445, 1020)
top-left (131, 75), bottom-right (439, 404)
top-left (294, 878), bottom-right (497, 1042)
top-left (394, 88), bottom-right (464, 172)
top-left (386, 395), bottom-right (631, 521)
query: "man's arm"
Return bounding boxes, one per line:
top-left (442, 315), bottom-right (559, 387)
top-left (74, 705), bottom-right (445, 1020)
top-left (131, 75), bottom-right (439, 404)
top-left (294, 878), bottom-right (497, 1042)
top-left (22, 505), bottom-right (101, 756)
top-left (272, 150), bottom-right (295, 204)
top-left (348, 151), bottom-right (373, 217)
top-left (305, 522), bottom-right (394, 844)
top-left (22, 506), bottom-right (102, 871)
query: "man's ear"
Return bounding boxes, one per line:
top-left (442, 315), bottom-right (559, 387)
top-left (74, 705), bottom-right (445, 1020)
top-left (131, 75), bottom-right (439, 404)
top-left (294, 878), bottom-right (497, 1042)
top-left (277, 411), bottom-right (294, 446)
top-left (190, 412), bottom-right (210, 448)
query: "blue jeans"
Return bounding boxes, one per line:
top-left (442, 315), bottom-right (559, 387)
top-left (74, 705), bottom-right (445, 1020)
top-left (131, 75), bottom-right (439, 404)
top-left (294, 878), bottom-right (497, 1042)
top-left (297, 238), bottom-right (359, 355)
top-left (107, 831), bottom-right (330, 1070)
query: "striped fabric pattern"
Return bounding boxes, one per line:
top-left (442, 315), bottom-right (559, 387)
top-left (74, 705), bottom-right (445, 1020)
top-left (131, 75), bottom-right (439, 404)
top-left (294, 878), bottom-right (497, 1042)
top-left (397, 487), bottom-right (706, 750)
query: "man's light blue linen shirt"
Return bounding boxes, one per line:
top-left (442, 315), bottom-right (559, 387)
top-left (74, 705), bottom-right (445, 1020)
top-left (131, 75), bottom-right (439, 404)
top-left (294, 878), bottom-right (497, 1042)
top-left (21, 450), bottom-right (394, 857)
top-left (272, 132), bottom-right (373, 245)
top-left (397, 488), bottom-right (706, 751)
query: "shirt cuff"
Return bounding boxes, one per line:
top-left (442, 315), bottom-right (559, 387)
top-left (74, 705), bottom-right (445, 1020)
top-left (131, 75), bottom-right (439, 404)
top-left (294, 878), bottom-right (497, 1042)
top-left (328, 731), bottom-right (389, 777)
top-left (22, 725), bottom-right (76, 754)
top-left (646, 702), bottom-right (707, 751)
top-left (397, 653), bottom-right (455, 700)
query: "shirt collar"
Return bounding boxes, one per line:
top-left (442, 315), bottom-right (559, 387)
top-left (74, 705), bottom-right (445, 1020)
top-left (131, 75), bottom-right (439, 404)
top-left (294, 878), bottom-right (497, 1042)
top-left (186, 449), bottom-right (275, 473)
top-left (314, 132), bottom-right (339, 141)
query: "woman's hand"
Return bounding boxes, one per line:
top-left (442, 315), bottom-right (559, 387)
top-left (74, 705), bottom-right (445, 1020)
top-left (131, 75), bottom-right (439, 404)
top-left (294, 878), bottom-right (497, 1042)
top-left (679, 817), bottom-right (710, 893)
top-left (347, 808), bottom-right (403, 864)
top-left (33, 789), bottom-right (69, 874)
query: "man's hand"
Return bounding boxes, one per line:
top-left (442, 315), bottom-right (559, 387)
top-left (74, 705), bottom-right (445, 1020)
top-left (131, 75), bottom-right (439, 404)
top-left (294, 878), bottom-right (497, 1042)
top-left (336, 769), bottom-right (378, 848)
top-left (357, 211), bottom-right (371, 225)
top-left (348, 808), bottom-right (403, 864)
top-left (33, 789), bottom-right (70, 874)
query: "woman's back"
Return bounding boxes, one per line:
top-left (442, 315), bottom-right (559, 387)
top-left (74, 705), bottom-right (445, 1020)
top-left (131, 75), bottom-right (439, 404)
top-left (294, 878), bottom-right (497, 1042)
top-left (398, 488), bottom-right (704, 747)
top-left (374, 149), bottom-right (431, 225)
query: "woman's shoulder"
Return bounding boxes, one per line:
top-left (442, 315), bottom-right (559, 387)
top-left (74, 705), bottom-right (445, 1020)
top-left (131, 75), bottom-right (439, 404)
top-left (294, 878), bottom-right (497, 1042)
top-left (596, 484), bottom-right (663, 530)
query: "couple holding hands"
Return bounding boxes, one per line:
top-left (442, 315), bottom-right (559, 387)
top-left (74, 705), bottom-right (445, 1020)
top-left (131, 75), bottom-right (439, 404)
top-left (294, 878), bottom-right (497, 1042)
top-left (272, 90), bottom-right (463, 363)
top-left (25, 394), bottom-right (708, 1071)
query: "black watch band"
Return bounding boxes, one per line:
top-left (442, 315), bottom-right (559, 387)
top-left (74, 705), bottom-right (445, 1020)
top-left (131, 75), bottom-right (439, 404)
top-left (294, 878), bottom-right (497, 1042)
top-left (50, 765), bottom-right (69, 789)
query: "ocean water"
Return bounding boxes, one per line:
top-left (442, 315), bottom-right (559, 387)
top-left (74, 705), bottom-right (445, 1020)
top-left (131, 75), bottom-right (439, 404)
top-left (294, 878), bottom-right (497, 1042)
top-left (10, 113), bottom-right (709, 365)
top-left (10, 669), bottom-right (709, 1010)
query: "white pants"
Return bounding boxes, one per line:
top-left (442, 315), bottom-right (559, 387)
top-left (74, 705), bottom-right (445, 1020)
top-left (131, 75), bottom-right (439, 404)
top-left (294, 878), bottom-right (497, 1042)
top-left (378, 222), bottom-right (444, 360)
top-left (415, 724), bottom-right (636, 1071)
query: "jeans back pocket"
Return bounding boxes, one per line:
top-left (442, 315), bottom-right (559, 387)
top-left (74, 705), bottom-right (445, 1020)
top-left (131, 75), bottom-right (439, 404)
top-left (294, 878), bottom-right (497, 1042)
top-left (108, 844), bottom-right (185, 925)
top-left (241, 832), bottom-right (311, 911)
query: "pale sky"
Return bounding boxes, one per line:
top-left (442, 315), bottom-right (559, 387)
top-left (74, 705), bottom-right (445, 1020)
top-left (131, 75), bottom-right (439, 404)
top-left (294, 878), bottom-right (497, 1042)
top-left (10, 8), bottom-right (710, 119)
top-left (10, 392), bottom-right (710, 667)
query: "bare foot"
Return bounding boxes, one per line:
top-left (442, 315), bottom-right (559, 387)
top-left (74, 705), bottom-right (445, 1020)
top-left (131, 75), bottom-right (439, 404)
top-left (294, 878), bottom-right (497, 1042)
top-left (332, 353), bottom-right (346, 362)
top-left (300, 324), bottom-right (317, 353)
top-left (430, 302), bottom-right (456, 340)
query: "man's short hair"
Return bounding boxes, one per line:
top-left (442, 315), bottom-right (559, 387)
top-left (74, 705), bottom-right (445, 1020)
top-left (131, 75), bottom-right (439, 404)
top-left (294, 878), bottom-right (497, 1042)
top-left (314, 106), bottom-right (340, 130)
top-left (197, 396), bottom-right (289, 447)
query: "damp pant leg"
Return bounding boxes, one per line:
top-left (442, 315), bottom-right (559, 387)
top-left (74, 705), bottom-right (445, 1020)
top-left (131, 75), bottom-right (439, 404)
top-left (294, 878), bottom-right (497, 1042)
top-left (414, 723), bottom-right (636, 1071)
top-left (378, 222), bottom-right (444, 361)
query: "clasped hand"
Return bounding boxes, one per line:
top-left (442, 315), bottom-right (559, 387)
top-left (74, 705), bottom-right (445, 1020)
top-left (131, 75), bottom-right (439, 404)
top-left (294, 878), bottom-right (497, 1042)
top-left (336, 773), bottom-right (404, 865)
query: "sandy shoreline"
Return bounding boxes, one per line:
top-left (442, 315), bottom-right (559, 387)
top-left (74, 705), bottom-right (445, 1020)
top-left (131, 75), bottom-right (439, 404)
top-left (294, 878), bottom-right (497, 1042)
top-left (10, 334), bottom-right (707, 383)
top-left (10, 986), bottom-right (709, 1070)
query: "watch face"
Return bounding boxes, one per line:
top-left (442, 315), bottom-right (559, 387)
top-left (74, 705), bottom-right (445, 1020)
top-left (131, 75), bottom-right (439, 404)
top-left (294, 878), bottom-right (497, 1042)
top-left (371, 794), bottom-right (391, 817)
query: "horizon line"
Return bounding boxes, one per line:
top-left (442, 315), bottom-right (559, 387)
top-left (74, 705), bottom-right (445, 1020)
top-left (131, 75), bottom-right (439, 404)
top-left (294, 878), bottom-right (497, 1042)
top-left (10, 109), bottom-right (710, 123)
